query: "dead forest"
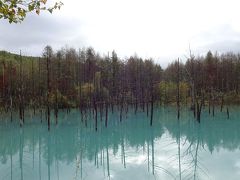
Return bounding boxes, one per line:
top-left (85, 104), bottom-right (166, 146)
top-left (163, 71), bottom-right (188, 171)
top-left (0, 46), bottom-right (240, 129)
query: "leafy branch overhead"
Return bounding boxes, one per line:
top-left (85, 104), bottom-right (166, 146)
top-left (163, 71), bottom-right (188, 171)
top-left (0, 0), bottom-right (63, 23)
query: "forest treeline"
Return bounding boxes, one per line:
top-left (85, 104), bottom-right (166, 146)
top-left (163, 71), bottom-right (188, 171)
top-left (0, 46), bottom-right (240, 126)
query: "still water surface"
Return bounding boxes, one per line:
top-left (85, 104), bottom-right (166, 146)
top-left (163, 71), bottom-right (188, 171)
top-left (1, 107), bottom-right (240, 180)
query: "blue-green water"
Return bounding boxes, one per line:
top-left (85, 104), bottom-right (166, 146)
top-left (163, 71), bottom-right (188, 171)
top-left (1, 106), bottom-right (240, 180)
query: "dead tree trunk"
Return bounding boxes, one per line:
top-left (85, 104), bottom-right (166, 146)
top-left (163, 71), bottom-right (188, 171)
top-left (19, 51), bottom-right (24, 126)
top-left (150, 93), bottom-right (154, 126)
top-left (177, 58), bottom-right (180, 119)
top-left (46, 54), bottom-right (50, 130)
top-left (94, 101), bottom-right (98, 131)
top-left (105, 101), bottom-right (108, 127)
top-left (220, 94), bottom-right (224, 112)
top-left (227, 107), bottom-right (229, 119)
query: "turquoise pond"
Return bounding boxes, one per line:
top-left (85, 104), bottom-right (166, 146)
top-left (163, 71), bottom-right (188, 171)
top-left (1, 106), bottom-right (240, 180)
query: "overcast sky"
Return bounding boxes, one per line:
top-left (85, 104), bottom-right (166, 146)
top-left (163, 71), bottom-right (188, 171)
top-left (1, 0), bottom-right (240, 67)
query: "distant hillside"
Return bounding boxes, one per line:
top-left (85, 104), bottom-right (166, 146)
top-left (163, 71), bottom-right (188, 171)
top-left (0, 50), bottom-right (38, 63)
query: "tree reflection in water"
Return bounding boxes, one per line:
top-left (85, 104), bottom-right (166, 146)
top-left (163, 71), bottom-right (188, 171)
top-left (1, 106), bottom-right (240, 179)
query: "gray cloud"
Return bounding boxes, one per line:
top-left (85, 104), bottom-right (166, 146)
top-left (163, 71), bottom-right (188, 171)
top-left (196, 41), bottom-right (240, 55)
top-left (190, 24), bottom-right (240, 55)
top-left (1, 0), bottom-right (240, 64)
top-left (0, 14), bottom-right (86, 56)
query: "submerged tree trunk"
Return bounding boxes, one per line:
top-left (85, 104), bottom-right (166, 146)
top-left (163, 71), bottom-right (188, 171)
top-left (196, 102), bottom-right (201, 123)
top-left (9, 61), bottom-right (13, 122)
top-left (19, 51), bottom-right (24, 126)
top-left (220, 94), bottom-right (224, 112)
top-left (150, 94), bottom-right (154, 126)
top-left (190, 82), bottom-right (196, 118)
top-left (146, 101), bottom-right (149, 117)
top-left (31, 60), bottom-right (35, 115)
top-left (227, 107), bottom-right (229, 119)
top-left (54, 56), bottom-right (60, 125)
top-left (177, 58), bottom-right (180, 119)
top-left (105, 101), bottom-right (108, 127)
top-left (212, 92), bottom-right (215, 117)
top-left (120, 94), bottom-right (124, 122)
top-left (46, 52), bottom-right (50, 131)
top-left (94, 101), bottom-right (98, 131)
top-left (208, 93), bottom-right (211, 115)
top-left (196, 91), bottom-right (204, 123)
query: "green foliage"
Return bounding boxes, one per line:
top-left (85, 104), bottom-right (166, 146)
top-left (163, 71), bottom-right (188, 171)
top-left (158, 81), bottom-right (189, 104)
top-left (75, 83), bottom-right (94, 103)
top-left (49, 90), bottom-right (71, 108)
top-left (0, 0), bottom-right (63, 23)
top-left (94, 71), bottom-right (101, 92)
top-left (159, 81), bottom-right (176, 103)
top-left (179, 82), bottom-right (189, 104)
top-left (75, 81), bottom-right (109, 104)
top-left (224, 91), bottom-right (240, 104)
